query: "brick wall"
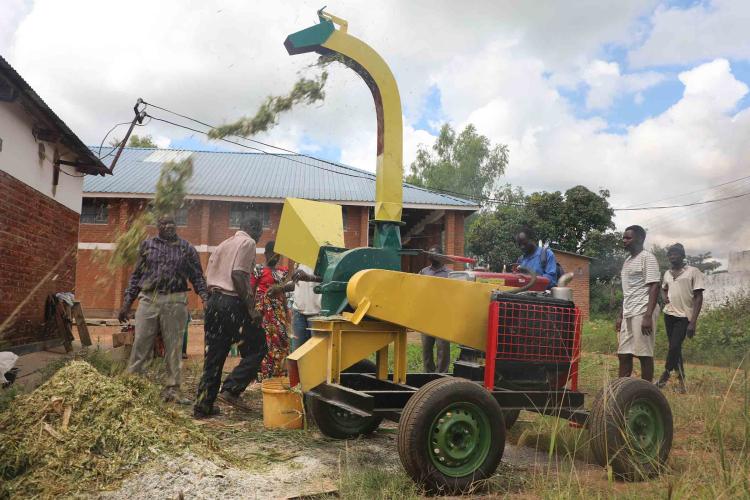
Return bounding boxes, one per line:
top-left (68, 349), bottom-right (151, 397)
top-left (553, 251), bottom-right (590, 321)
top-left (76, 200), bottom-right (382, 317)
top-left (0, 170), bottom-right (79, 347)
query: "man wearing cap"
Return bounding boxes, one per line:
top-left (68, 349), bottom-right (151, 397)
top-left (656, 243), bottom-right (705, 393)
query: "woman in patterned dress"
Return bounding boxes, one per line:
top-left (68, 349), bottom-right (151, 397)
top-left (251, 241), bottom-right (290, 378)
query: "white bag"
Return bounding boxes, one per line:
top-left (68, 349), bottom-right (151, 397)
top-left (0, 352), bottom-right (19, 381)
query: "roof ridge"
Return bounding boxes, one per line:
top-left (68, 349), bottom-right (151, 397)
top-left (84, 147), bottom-right (479, 207)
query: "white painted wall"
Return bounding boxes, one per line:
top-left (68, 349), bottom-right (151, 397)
top-left (0, 101), bottom-right (83, 213)
top-left (728, 250), bottom-right (750, 273)
top-left (703, 271), bottom-right (750, 309)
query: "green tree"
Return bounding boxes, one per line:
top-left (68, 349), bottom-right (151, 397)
top-left (583, 230), bottom-right (626, 317)
top-left (582, 230), bottom-right (626, 283)
top-left (651, 244), bottom-right (669, 274)
top-left (687, 251), bottom-right (722, 274)
top-left (406, 124), bottom-right (509, 202)
top-left (128, 134), bottom-right (158, 148)
top-left (466, 185), bottom-right (616, 270)
top-left (466, 185), bottom-right (526, 271)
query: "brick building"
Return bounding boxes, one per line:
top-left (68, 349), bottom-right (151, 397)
top-left (0, 56), bottom-right (109, 350)
top-left (76, 148), bottom-right (479, 317)
top-left (552, 249), bottom-right (591, 321)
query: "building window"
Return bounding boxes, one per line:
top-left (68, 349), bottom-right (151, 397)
top-left (229, 202), bottom-right (270, 228)
top-left (80, 198), bottom-right (109, 224)
top-left (342, 206), bottom-right (349, 231)
top-left (175, 206), bottom-right (189, 226)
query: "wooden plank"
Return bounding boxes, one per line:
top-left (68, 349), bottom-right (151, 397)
top-left (53, 304), bottom-right (73, 353)
top-left (71, 302), bottom-right (92, 346)
top-left (4, 338), bottom-right (65, 356)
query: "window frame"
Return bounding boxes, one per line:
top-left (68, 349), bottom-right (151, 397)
top-left (174, 205), bottom-right (189, 227)
top-left (80, 198), bottom-right (109, 225)
top-left (228, 202), bottom-right (270, 229)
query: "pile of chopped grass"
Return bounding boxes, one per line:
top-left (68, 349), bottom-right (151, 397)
top-left (0, 361), bottom-right (218, 498)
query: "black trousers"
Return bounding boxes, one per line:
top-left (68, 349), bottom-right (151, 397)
top-left (195, 293), bottom-right (267, 412)
top-left (664, 314), bottom-right (688, 377)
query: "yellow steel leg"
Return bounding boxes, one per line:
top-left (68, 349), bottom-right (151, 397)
top-left (328, 323), bottom-right (342, 384)
top-left (393, 328), bottom-right (408, 384)
top-left (376, 346), bottom-right (388, 380)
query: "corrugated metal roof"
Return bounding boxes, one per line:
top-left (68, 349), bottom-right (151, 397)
top-left (83, 147), bottom-right (479, 209)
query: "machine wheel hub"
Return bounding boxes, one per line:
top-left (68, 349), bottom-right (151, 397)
top-left (429, 402), bottom-right (491, 477)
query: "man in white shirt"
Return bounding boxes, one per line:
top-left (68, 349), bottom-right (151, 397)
top-left (656, 243), bottom-right (705, 392)
top-left (290, 264), bottom-right (322, 351)
top-left (616, 225), bottom-right (661, 382)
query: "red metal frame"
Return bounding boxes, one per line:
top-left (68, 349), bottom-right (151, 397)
top-left (484, 301), bottom-right (500, 389)
top-left (484, 300), bottom-right (582, 391)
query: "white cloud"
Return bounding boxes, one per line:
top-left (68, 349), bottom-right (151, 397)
top-left (4, 0), bottom-right (750, 258)
top-left (0, 0), bottom-right (31, 54)
top-left (582, 60), bottom-right (664, 110)
top-left (428, 48), bottom-right (750, 256)
top-left (629, 0), bottom-right (750, 68)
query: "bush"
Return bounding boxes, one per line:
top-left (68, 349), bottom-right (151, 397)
top-left (583, 294), bottom-right (750, 367)
top-left (677, 293), bottom-right (750, 367)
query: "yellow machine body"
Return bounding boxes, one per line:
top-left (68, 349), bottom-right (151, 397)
top-left (346, 269), bottom-right (506, 350)
top-left (275, 198), bottom-right (345, 268)
top-left (287, 318), bottom-right (408, 392)
top-left (319, 28), bottom-right (404, 222)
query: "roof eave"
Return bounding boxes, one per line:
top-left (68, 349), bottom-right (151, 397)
top-left (0, 55), bottom-right (110, 176)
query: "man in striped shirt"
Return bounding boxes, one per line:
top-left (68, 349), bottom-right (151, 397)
top-left (119, 214), bottom-right (208, 403)
top-left (616, 225), bottom-right (661, 382)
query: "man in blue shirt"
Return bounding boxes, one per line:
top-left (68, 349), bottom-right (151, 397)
top-left (515, 227), bottom-right (558, 289)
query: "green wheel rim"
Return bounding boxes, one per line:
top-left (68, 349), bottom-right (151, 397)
top-left (428, 402), bottom-right (492, 477)
top-left (625, 399), bottom-right (665, 462)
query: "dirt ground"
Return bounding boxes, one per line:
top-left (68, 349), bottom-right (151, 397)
top-left (13, 326), bottom-right (603, 499)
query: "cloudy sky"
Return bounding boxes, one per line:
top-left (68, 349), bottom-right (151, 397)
top-left (2, 0), bottom-right (749, 261)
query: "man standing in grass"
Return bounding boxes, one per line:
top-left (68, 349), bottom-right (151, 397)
top-left (657, 243), bottom-right (705, 393)
top-left (616, 225), bottom-right (661, 382)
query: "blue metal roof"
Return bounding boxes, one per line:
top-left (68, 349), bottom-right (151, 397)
top-left (83, 148), bottom-right (478, 209)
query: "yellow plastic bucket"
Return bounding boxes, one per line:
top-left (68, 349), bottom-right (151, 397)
top-left (261, 377), bottom-right (304, 429)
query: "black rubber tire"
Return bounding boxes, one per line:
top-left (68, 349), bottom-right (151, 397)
top-left (502, 409), bottom-right (520, 430)
top-left (589, 377), bottom-right (673, 481)
top-left (397, 378), bottom-right (506, 495)
top-left (309, 358), bottom-right (382, 439)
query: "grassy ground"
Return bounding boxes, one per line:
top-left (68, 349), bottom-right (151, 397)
top-left (2, 320), bottom-right (748, 498)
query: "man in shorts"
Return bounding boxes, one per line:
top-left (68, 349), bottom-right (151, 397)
top-left (615, 225), bottom-right (661, 382)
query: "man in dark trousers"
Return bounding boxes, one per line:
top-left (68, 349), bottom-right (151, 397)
top-left (615, 225), bottom-right (661, 382)
top-left (657, 243), bottom-right (705, 393)
top-left (119, 214), bottom-right (208, 403)
top-left (420, 246), bottom-right (452, 373)
top-left (194, 217), bottom-right (265, 418)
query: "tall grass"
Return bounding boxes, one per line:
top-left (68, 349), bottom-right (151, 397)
top-left (585, 294), bottom-right (750, 368)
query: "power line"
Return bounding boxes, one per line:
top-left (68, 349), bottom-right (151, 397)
top-left (143, 112), bottom-right (484, 206)
top-left (624, 174), bottom-right (750, 208)
top-left (614, 190), bottom-right (750, 211)
top-left (138, 100), bottom-right (749, 213)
